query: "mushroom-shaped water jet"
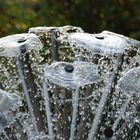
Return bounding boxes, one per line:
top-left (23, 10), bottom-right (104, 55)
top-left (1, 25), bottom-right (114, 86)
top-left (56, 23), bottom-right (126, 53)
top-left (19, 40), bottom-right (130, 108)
top-left (59, 31), bottom-right (139, 139)
top-left (0, 33), bottom-right (42, 57)
top-left (112, 66), bottom-right (140, 137)
top-left (45, 61), bottom-right (100, 89)
top-left (0, 33), bottom-right (44, 134)
top-left (44, 61), bottom-right (100, 140)
top-left (66, 31), bottom-right (140, 140)
top-left (0, 89), bottom-right (21, 112)
top-left (0, 89), bottom-right (21, 131)
top-left (118, 66), bottom-right (140, 93)
top-left (59, 31), bottom-right (140, 56)
top-left (63, 31), bottom-right (133, 140)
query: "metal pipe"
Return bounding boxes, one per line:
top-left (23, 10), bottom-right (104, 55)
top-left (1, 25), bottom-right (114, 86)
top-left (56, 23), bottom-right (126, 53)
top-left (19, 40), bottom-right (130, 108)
top-left (43, 79), bottom-right (54, 140)
top-left (87, 54), bottom-right (123, 140)
top-left (16, 56), bottom-right (39, 134)
top-left (70, 87), bottom-right (80, 140)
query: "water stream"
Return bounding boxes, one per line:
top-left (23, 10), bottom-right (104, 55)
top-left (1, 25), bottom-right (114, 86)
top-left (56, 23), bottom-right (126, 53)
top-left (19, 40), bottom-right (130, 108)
top-left (0, 26), bottom-right (140, 139)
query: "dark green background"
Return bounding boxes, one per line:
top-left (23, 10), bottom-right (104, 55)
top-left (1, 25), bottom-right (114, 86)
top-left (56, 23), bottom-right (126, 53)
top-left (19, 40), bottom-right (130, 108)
top-left (0, 0), bottom-right (140, 39)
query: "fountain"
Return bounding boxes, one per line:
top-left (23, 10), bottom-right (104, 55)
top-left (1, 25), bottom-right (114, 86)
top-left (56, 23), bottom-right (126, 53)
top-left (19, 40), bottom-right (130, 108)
top-left (0, 26), bottom-right (140, 140)
top-left (0, 89), bottom-right (21, 130)
top-left (44, 60), bottom-right (100, 140)
top-left (0, 33), bottom-right (45, 138)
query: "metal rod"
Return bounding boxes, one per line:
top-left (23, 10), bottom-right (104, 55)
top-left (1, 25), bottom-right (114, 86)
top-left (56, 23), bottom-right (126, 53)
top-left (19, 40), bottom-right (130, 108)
top-left (17, 47), bottom-right (45, 133)
top-left (70, 87), bottom-right (80, 140)
top-left (87, 54), bottom-right (123, 140)
top-left (51, 30), bottom-right (59, 62)
top-left (112, 95), bottom-right (132, 130)
top-left (16, 56), bottom-right (39, 134)
top-left (63, 89), bottom-right (72, 139)
top-left (0, 83), bottom-right (4, 90)
top-left (51, 30), bottom-right (62, 138)
top-left (77, 54), bottom-right (100, 140)
top-left (43, 79), bottom-right (54, 140)
top-left (111, 93), bottom-right (134, 139)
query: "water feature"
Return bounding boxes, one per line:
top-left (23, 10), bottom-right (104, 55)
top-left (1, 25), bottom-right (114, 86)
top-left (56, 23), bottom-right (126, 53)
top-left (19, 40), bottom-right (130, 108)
top-left (0, 33), bottom-right (45, 139)
top-left (44, 61), bottom-right (100, 140)
top-left (0, 89), bottom-right (21, 131)
top-left (0, 26), bottom-right (140, 140)
top-left (44, 61), bottom-right (100, 88)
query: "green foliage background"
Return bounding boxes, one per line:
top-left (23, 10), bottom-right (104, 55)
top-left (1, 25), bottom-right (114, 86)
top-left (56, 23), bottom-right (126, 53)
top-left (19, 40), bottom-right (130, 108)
top-left (0, 0), bottom-right (140, 39)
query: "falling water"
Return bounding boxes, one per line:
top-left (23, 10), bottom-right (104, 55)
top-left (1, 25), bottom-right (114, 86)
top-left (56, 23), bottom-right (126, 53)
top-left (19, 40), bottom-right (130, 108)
top-left (0, 26), bottom-right (140, 140)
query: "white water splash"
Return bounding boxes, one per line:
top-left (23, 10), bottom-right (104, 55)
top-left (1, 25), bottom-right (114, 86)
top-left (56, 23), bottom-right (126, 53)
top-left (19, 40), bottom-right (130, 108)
top-left (0, 33), bottom-right (43, 57)
top-left (118, 66), bottom-right (140, 93)
top-left (0, 89), bottom-right (21, 112)
top-left (59, 31), bottom-right (140, 56)
top-left (0, 89), bottom-right (21, 131)
top-left (44, 61), bottom-right (100, 89)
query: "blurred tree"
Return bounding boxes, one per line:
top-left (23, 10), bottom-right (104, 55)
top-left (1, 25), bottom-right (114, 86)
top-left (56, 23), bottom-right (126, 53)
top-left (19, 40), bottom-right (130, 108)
top-left (0, 0), bottom-right (140, 39)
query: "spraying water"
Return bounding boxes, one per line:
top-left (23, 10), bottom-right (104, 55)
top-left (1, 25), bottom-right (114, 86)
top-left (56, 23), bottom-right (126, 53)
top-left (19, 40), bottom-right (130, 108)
top-left (0, 27), bottom-right (140, 139)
